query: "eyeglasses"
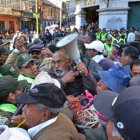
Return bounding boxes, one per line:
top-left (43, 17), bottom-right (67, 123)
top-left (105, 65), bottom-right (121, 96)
top-left (30, 51), bottom-right (41, 55)
top-left (52, 59), bottom-right (66, 66)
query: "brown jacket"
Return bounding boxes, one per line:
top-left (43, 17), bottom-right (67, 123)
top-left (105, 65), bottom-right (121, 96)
top-left (33, 113), bottom-right (79, 140)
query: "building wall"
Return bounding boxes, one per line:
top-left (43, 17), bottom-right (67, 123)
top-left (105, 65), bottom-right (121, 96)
top-left (75, 0), bottom-right (140, 30)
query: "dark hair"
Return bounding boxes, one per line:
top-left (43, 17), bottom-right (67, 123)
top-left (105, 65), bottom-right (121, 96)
top-left (123, 46), bottom-right (139, 60)
top-left (87, 32), bottom-right (96, 41)
top-left (129, 42), bottom-right (140, 54)
top-left (130, 59), bottom-right (140, 71)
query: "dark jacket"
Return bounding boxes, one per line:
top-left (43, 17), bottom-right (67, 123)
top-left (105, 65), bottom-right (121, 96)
top-left (84, 58), bottom-right (103, 82)
top-left (48, 70), bottom-right (97, 96)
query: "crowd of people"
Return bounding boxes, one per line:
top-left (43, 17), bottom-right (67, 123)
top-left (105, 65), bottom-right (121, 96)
top-left (0, 22), bottom-right (140, 140)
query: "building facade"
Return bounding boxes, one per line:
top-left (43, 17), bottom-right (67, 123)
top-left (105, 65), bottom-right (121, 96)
top-left (75, 0), bottom-right (140, 31)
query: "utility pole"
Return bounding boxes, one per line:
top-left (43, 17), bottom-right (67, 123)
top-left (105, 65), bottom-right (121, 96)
top-left (36, 0), bottom-right (39, 38)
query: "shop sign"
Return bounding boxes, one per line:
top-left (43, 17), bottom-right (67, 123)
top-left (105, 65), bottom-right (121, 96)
top-left (12, 10), bottom-right (21, 16)
top-left (84, 0), bottom-right (95, 6)
top-left (0, 7), bottom-right (12, 15)
top-left (33, 13), bottom-right (40, 18)
top-left (22, 12), bottom-right (33, 18)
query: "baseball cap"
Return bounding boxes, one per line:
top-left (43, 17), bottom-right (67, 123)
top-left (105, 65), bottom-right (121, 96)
top-left (85, 40), bottom-right (104, 53)
top-left (29, 44), bottom-right (44, 53)
top-left (0, 75), bottom-right (28, 98)
top-left (0, 64), bottom-right (19, 79)
top-left (98, 65), bottom-right (131, 94)
top-left (16, 53), bottom-right (34, 69)
top-left (94, 86), bottom-right (140, 140)
top-left (0, 46), bottom-right (10, 55)
top-left (16, 83), bottom-right (67, 109)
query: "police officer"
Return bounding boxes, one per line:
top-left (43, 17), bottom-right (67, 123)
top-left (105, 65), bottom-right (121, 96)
top-left (100, 28), bottom-right (108, 43)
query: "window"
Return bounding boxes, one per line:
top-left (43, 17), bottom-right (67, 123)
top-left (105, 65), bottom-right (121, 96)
top-left (9, 21), bottom-right (14, 33)
top-left (0, 21), bottom-right (5, 34)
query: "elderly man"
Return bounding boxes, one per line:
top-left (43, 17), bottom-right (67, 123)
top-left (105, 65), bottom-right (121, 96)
top-left (15, 83), bottom-right (79, 140)
top-left (94, 86), bottom-right (140, 140)
top-left (28, 44), bottom-right (53, 72)
top-left (48, 50), bottom-right (97, 96)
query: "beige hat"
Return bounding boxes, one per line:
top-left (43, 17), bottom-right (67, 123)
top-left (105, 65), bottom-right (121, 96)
top-left (31, 71), bottom-right (61, 89)
top-left (0, 125), bottom-right (31, 140)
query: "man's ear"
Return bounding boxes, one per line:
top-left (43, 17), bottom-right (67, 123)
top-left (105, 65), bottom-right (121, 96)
top-left (8, 93), bottom-right (16, 101)
top-left (67, 58), bottom-right (73, 67)
top-left (18, 68), bottom-right (24, 75)
top-left (40, 110), bottom-right (50, 122)
top-left (127, 55), bottom-right (132, 61)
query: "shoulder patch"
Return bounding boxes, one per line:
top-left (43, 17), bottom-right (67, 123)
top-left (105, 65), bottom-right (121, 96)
top-left (0, 116), bottom-right (8, 125)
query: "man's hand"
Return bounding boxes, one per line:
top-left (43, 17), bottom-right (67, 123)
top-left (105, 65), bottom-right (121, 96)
top-left (61, 70), bottom-right (76, 84)
top-left (14, 39), bottom-right (26, 52)
top-left (41, 48), bottom-right (53, 58)
top-left (11, 115), bottom-right (28, 129)
top-left (76, 62), bottom-right (89, 76)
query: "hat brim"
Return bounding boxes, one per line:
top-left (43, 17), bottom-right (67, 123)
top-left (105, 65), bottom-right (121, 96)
top-left (22, 59), bottom-right (34, 68)
top-left (29, 49), bottom-right (42, 52)
top-left (17, 80), bottom-right (28, 90)
top-left (16, 92), bottom-right (38, 104)
top-left (94, 90), bottom-right (118, 121)
top-left (85, 43), bottom-right (93, 49)
top-left (98, 70), bottom-right (126, 94)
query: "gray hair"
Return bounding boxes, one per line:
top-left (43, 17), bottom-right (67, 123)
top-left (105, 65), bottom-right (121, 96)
top-left (35, 103), bottom-right (59, 114)
top-left (112, 123), bottom-right (121, 138)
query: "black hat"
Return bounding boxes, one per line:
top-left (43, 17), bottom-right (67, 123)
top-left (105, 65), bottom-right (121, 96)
top-left (94, 86), bottom-right (140, 140)
top-left (16, 83), bottom-right (67, 109)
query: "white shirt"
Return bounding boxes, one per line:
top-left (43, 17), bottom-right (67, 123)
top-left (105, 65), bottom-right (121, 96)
top-left (28, 116), bottom-right (57, 139)
top-left (92, 54), bottom-right (104, 63)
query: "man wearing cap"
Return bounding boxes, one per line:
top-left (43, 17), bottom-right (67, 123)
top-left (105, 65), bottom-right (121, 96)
top-left (48, 50), bottom-right (97, 96)
top-left (104, 37), bottom-right (113, 56)
top-left (0, 46), bottom-right (10, 65)
top-left (0, 64), bottom-right (19, 79)
top-left (94, 86), bottom-right (140, 140)
top-left (85, 40), bottom-right (114, 71)
top-left (100, 28), bottom-right (108, 43)
top-left (96, 65), bottom-right (131, 94)
top-left (109, 30), bottom-right (115, 43)
top-left (0, 75), bottom-right (28, 127)
top-left (28, 44), bottom-right (53, 72)
top-left (16, 53), bottom-right (39, 83)
top-left (16, 83), bottom-right (79, 140)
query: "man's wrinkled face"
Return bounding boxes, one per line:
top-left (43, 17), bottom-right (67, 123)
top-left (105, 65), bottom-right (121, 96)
top-left (96, 79), bottom-right (110, 94)
top-left (52, 52), bottom-right (69, 77)
top-left (119, 52), bottom-right (131, 66)
top-left (30, 51), bottom-right (42, 64)
top-left (132, 65), bottom-right (140, 77)
top-left (22, 104), bottom-right (44, 128)
top-left (20, 61), bottom-right (38, 78)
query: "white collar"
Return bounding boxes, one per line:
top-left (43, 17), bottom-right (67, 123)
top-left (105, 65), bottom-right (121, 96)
top-left (28, 116), bottom-right (57, 139)
top-left (92, 55), bottom-right (104, 63)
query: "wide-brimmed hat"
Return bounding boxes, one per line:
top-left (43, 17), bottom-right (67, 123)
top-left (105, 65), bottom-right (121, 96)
top-left (31, 71), bottom-right (61, 89)
top-left (98, 65), bottom-right (131, 94)
top-left (94, 86), bottom-right (140, 140)
top-left (16, 83), bottom-right (67, 109)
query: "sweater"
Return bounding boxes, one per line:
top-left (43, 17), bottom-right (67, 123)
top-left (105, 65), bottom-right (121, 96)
top-left (33, 113), bottom-right (79, 140)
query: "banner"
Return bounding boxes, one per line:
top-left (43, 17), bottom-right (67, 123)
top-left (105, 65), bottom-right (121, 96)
top-left (0, 7), bottom-right (12, 15)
